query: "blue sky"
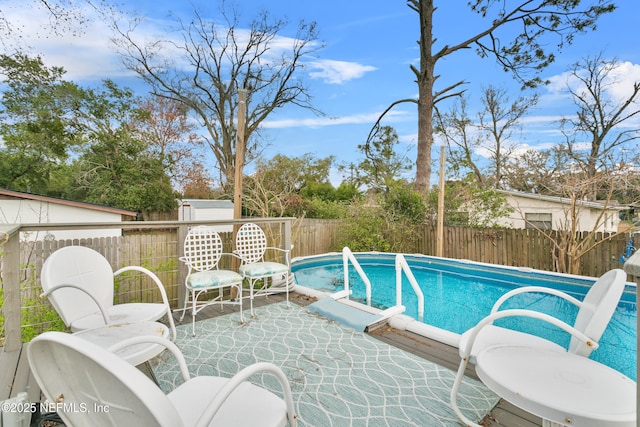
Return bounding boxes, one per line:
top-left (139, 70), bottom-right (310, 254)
top-left (4, 0), bottom-right (640, 185)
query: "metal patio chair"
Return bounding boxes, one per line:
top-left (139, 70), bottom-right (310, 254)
top-left (41, 245), bottom-right (176, 341)
top-left (178, 225), bottom-right (244, 335)
top-left (234, 223), bottom-right (293, 316)
top-left (451, 268), bottom-right (628, 426)
top-left (457, 268), bottom-right (627, 361)
top-left (28, 332), bottom-right (297, 427)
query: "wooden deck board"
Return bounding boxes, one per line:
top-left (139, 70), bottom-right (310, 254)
top-left (1, 292), bottom-right (542, 426)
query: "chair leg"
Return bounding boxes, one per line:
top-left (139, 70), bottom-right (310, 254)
top-left (178, 287), bottom-right (189, 322)
top-left (237, 283), bottom-right (245, 324)
top-left (249, 279), bottom-right (255, 317)
top-left (285, 273), bottom-right (291, 307)
top-left (450, 356), bottom-right (483, 427)
top-left (191, 289), bottom-right (197, 337)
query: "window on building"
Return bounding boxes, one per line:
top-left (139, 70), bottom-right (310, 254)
top-left (525, 212), bottom-right (552, 230)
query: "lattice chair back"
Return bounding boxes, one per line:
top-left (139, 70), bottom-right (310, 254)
top-left (183, 226), bottom-right (224, 272)
top-left (235, 223), bottom-right (268, 264)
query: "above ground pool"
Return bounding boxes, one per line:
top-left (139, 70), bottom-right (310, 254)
top-left (292, 252), bottom-right (637, 380)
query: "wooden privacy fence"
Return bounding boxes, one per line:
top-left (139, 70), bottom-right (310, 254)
top-left (1, 218), bottom-right (636, 347)
top-left (295, 219), bottom-right (637, 279)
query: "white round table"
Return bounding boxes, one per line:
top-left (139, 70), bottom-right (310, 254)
top-left (73, 321), bottom-right (169, 366)
top-left (475, 345), bottom-right (636, 427)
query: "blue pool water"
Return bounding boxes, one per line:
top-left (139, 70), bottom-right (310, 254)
top-left (292, 252), bottom-right (637, 380)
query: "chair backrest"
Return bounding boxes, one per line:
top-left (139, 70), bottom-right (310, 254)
top-left (235, 223), bottom-right (267, 263)
top-left (569, 268), bottom-right (627, 356)
top-left (28, 332), bottom-right (182, 427)
top-left (183, 226), bottom-right (224, 272)
top-left (40, 246), bottom-right (115, 327)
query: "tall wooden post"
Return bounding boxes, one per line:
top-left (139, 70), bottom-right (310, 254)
top-left (232, 89), bottom-right (247, 298)
top-left (436, 145), bottom-right (445, 257)
top-left (233, 88), bottom-right (247, 221)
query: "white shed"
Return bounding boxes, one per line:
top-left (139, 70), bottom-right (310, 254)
top-left (0, 188), bottom-right (138, 241)
top-left (178, 199), bottom-right (234, 231)
top-left (497, 190), bottom-right (625, 233)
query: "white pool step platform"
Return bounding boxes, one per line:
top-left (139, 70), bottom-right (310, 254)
top-left (307, 293), bottom-right (405, 332)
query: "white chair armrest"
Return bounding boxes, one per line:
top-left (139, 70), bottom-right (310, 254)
top-left (114, 266), bottom-right (172, 308)
top-left (461, 308), bottom-right (598, 360)
top-left (194, 362), bottom-right (297, 427)
top-left (490, 286), bottom-right (583, 315)
top-left (41, 284), bottom-right (111, 324)
top-left (108, 335), bottom-right (191, 383)
top-left (114, 266), bottom-right (176, 340)
top-left (265, 246), bottom-right (292, 266)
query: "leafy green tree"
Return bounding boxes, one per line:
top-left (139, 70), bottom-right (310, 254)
top-left (69, 80), bottom-right (179, 212)
top-left (0, 54), bottom-right (83, 195)
top-left (345, 126), bottom-right (411, 193)
top-left (243, 153), bottom-right (354, 219)
top-left (383, 182), bottom-right (427, 225)
top-left (0, 54), bottom-right (179, 212)
top-left (259, 154), bottom-right (335, 194)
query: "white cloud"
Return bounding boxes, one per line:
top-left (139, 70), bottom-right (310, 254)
top-left (545, 60), bottom-right (640, 106)
top-left (262, 110), bottom-right (406, 129)
top-left (2, 1), bottom-right (132, 81)
top-left (606, 61), bottom-right (640, 105)
top-left (307, 59), bottom-right (376, 84)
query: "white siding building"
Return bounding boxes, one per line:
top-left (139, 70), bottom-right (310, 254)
top-left (0, 188), bottom-right (137, 240)
top-left (497, 190), bottom-right (625, 233)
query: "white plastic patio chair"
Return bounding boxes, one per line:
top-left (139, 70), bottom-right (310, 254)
top-left (457, 268), bottom-right (627, 362)
top-left (28, 332), bottom-right (297, 427)
top-left (40, 246), bottom-right (177, 341)
top-left (234, 223), bottom-right (293, 316)
top-left (178, 226), bottom-right (244, 335)
top-left (451, 268), bottom-right (628, 426)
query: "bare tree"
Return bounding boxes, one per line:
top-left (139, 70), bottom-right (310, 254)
top-left (1, 0), bottom-right (115, 47)
top-left (435, 85), bottom-right (537, 189)
top-left (560, 54), bottom-right (640, 200)
top-left (113, 4), bottom-right (320, 187)
top-left (371, 1), bottom-right (615, 195)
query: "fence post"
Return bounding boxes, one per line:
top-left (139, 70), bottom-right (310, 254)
top-left (2, 228), bottom-right (22, 351)
top-left (283, 219), bottom-right (292, 253)
top-left (176, 224), bottom-right (188, 310)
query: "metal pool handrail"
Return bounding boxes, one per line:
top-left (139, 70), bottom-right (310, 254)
top-left (396, 254), bottom-right (425, 322)
top-left (340, 248), bottom-right (425, 323)
top-left (342, 247), bottom-right (372, 306)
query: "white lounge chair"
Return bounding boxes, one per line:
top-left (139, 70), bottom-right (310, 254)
top-left (234, 223), bottom-right (292, 316)
top-left (451, 268), bottom-right (628, 426)
top-left (41, 246), bottom-right (177, 340)
top-left (457, 268), bottom-right (627, 361)
top-left (28, 332), bottom-right (297, 427)
top-left (178, 226), bottom-right (244, 335)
